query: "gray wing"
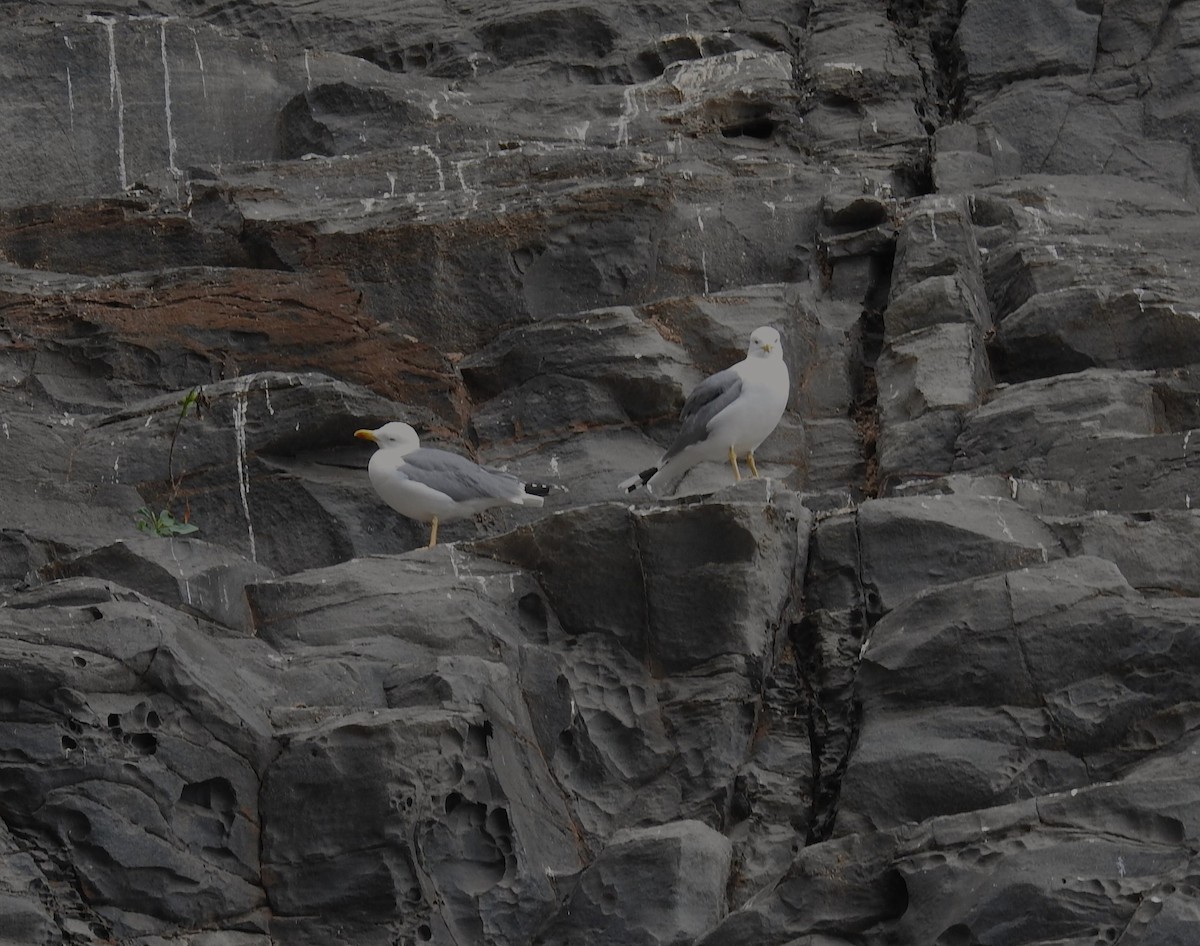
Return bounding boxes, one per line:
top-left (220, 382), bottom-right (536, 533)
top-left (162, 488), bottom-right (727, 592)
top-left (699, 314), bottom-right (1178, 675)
top-left (662, 368), bottom-right (743, 462)
top-left (400, 448), bottom-right (523, 502)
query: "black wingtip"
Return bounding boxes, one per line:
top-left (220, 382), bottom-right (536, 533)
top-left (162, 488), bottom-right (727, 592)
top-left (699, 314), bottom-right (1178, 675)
top-left (523, 482), bottom-right (556, 497)
top-left (619, 466), bottom-right (659, 493)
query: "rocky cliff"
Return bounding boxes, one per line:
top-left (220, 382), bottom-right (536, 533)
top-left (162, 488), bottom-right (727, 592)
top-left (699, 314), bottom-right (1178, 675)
top-left (2, 0), bottom-right (1200, 944)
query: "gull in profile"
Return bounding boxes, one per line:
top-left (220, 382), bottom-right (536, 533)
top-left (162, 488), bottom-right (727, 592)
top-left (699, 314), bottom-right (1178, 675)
top-left (355, 422), bottom-right (551, 547)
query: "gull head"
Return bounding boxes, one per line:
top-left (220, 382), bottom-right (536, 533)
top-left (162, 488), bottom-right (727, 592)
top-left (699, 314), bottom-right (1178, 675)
top-left (748, 326), bottom-right (783, 358)
top-left (355, 422), bottom-right (421, 452)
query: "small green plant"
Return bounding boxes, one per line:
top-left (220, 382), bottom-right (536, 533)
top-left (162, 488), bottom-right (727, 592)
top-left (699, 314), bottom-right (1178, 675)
top-left (134, 506), bottom-right (199, 537)
top-left (167, 387), bottom-right (202, 489)
top-left (133, 386), bottom-right (205, 538)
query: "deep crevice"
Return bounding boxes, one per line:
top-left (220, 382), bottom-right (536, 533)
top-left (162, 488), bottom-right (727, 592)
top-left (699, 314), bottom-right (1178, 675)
top-left (886, 0), bottom-right (969, 125)
top-left (792, 606), bottom-right (869, 845)
top-left (237, 226), bottom-right (292, 272)
top-left (720, 115), bottom-right (779, 140)
top-left (852, 361), bottom-right (881, 500)
top-left (884, 0), bottom-right (970, 198)
top-left (2, 821), bottom-right (115, 943)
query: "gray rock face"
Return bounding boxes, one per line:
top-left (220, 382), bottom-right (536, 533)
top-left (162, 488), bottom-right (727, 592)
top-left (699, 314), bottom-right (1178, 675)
top-left (2, 0), bottom-right (1200, 944)
top-left (843, 555), bottom-right (1200, 831)
top-left (538, 820), bottom-right (733, 946)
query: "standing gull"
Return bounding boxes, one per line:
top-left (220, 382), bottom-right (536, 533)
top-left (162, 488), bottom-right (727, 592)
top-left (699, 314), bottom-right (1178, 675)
top-left (355, 422), bottom-right (550, 547)
top-left (619, 326), bottom-right (790, 495)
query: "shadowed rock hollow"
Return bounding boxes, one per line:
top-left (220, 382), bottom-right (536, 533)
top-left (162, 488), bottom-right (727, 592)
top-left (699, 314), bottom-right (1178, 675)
top-left (2, 0), bottom-right (1200, 944)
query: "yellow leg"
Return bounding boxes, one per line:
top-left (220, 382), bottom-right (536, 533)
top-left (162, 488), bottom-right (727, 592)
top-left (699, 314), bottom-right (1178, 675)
top-left (728, 446), bottom-right (742, 482)
top-left (428, 516), bottom-right (440, 548)
top-left (746, 452), bottom-right (760, 478)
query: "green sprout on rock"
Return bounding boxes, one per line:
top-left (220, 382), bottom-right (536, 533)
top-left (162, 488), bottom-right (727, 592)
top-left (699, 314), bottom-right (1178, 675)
top-left (132, 386), bottom-right (205, 538)
top-left (134, 506), bottom-right (199, 537)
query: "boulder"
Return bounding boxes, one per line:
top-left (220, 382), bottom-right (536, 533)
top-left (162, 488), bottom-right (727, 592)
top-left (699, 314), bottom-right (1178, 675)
top-left (997, 287), bottom-right (1200, 379)
top-left (954, 368), bottom-right (1200, 512)
top-left (0, 821), bottom-right (57, 946)
top-left (474, 485), bottom-right (811, 672)
top-left (887, 196), bottom-right (987, 321)
top-left (0, 580), bottom-right (273, 939)
top-left (705, 773), bottom-right (1200, 944)
top-left (539, 820), bottom-right (733, 946)
top-left (1048, 510), bottom-right (1200, 596)
top-left (37, 536), bottom-right (273, 631)
top-left (875, 323), bottom-right (990, 466)
top-left (932, 121), bottom-right (1023, 192)
top-left (262, 701), bottom-right (580, 946)
top-left (842, 557), bottom-right (1200, 830)
top-left (956, 0), bottom-right (1100, 91)
top-left (807, 494), bottom-right (1061, 617)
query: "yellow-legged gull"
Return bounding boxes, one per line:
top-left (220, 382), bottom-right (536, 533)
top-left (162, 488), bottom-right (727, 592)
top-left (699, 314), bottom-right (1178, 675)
top-left (356, 422), bottom-right (550, 547)
top-left (619, 326), bottom-right (790, 495)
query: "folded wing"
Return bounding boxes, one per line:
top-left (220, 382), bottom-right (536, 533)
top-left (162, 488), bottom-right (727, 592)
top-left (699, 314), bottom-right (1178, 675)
top-left (399, 449), bottom-right (525, 503)
top-left (662, 368), bottom-right (744, 462)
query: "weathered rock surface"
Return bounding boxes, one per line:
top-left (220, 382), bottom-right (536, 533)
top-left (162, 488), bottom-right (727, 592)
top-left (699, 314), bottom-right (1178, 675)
top-left (2, 0), bottom-right (1200, 943)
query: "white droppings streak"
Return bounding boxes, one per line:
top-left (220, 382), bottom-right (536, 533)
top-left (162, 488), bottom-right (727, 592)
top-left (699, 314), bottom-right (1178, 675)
top-left (160, 20), bottom-right (179, 179)
top-left (192, 33), bottom-right (208, 99)
top-left (549, 455), bottom-right (560, 476)
top-left (1187, 430), bottom-right (1195, 510)
top-left (454, 160), bottom-right (478, 209)
top-left (113, 455), bottom-right (120, 482)
top-left (448, 545), bottom-right (489, 593)
top-left (304, 48), bottom-right (312, 89)
top-left (614, 86), bottom-right (640, 147)
top-left (167, 536), bottom-right (193, 605)
top-left (696, 210), bottom-right (709, 295)
top-left (263, 379), bottom-right (274, 415)
top-left (387, 171), bottom-right (397, 196)
top-left (822, 61), bottom-right (864, 75)
top-left (565, 120), bottom-right (590, 146)
top-left (1, 421), bottom-right (8, 440)
top-left (97, 17), bottom-right (128, 190)
top-left (232, 378), bottom-right (257, 562)
top-left (66, 67), bottom-right (75, 131)
top-left (414, 144), bottom-right (445, 191)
